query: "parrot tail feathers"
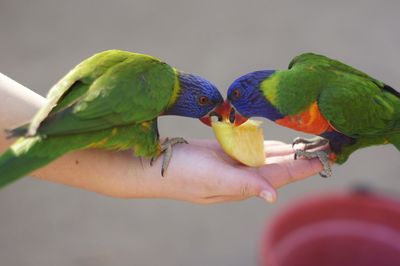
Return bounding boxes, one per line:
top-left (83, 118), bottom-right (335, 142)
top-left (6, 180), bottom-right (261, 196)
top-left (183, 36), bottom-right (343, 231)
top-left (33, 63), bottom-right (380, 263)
top-left (0, 137), bottom-right (61, 188)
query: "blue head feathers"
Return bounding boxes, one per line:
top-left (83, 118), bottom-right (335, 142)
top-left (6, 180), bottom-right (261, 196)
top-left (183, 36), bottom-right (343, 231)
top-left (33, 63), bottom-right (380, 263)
top-left (164, 72), bottom-right (223, 118)
top-left (227, 70), bottom-right (284, 121)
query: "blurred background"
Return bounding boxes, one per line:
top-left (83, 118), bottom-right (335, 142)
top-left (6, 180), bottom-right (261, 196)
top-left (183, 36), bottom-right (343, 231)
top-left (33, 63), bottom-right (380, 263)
top-left (0, 0), bottom-right (399, 265)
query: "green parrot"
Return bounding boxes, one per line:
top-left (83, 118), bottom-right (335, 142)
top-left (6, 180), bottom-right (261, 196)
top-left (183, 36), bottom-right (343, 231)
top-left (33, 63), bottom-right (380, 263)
top-left (0, 50), bottom-right (223, 187)
top-left (221, 53), bottom-right (400, 176)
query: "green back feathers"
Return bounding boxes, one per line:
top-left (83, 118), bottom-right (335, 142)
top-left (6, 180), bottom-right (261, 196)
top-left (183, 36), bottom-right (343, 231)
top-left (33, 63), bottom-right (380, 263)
top-left (288, 53), bottom-right (384, 87)
top-left (28, 50), bottom-right (133, 135)
top-left (29, 50), bottom-right (177, 136)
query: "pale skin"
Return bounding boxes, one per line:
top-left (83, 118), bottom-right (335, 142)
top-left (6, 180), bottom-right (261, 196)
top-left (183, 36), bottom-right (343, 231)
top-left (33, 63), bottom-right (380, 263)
top-left (0, 73), bottom-right (324, 204)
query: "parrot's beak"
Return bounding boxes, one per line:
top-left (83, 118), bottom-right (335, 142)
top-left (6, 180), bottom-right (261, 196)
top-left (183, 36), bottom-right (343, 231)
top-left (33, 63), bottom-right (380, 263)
top-left (228, 103), bottom-right (248, 126)
top-left (199, 100), bottom-right (248, 126)
top-left (199, 116), bottom-right (213, 126)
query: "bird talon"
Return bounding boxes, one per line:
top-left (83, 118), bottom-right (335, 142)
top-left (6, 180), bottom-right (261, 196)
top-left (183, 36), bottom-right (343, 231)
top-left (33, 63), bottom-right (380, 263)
top-left (292, 136), bottom-right (329, 151)
top-left (319, 171), bottom-right (328, 178)
top-left (292, 137), bottom-right (304, 148)
top-left (150, 157), bottom-right (156, 166)
top-left (294, 149), bottom-right (332, 177)
top-left (161, 167), bottom-right (165, 177)
top-left (151, 137), bottom-right (188, 177)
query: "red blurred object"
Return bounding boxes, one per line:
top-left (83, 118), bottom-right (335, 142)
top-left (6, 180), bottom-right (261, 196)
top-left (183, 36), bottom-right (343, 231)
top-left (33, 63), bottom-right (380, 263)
top-left (260, 191), bottom-right (400, 266)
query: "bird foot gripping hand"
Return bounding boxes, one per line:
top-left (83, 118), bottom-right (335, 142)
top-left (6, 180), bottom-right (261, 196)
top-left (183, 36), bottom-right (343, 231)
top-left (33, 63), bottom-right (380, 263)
top-left (150, 137), bottom-right (189, 176)
top-left (292, 136), bottom-right (333, 177)
top-left (211, 119), bottom-right (266, 167)
top-left (294, 149), bottom-right (332, 177)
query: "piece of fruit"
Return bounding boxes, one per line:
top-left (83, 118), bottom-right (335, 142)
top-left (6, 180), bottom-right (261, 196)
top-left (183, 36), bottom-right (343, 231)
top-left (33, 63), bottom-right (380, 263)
top-left (212, 119), bottom-right (265, 167)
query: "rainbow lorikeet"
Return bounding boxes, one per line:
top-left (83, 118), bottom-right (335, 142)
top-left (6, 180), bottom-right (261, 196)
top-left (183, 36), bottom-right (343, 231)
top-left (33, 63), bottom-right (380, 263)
top-left (0, 50), bottom-right (223, 187)
top-left (222, 53), bottom-right (400, 176)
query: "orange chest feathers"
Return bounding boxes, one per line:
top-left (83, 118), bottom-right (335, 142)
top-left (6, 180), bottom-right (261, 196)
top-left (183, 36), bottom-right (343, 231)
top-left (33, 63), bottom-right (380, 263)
top-left (275, 102), bottom-right (334, 135)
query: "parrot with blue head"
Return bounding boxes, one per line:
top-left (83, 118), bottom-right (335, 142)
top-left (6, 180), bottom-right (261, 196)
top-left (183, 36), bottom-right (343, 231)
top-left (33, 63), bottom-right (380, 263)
top-left (0, 50), bottom-right (223, 187)
top-left (221, 53), bottom-right (400, 176)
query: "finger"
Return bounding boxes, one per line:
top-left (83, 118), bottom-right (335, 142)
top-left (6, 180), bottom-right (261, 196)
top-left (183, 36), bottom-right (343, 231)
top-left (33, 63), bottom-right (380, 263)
top-left (265, 143), bottom-right (296, 157)
top-left (195, 195), bottom-right (251, 204)
top-left (192, 139), bottom-right (289, 150)
top-left (266, 141), bottom-right (331, 159)
top-left (198, 191), bottom-right (277, 204)
top-left (258, 155), bottom-right (324, 189)
top-left (264, 140), bottom-right (287, 147)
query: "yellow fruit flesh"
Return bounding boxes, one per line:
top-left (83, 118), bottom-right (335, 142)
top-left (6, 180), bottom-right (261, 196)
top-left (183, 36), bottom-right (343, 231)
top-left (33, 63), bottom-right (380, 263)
top-left (212, 119), bottom-right (265, 167)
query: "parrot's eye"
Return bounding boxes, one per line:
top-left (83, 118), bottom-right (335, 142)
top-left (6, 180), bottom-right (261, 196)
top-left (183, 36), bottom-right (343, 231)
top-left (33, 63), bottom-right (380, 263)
top-left (198, 96), bottom-right (210, 105)
top-left (232, 89), bottom-right (241, 100)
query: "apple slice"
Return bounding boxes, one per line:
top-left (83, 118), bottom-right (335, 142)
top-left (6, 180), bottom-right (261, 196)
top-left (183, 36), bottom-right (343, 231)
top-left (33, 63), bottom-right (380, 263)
top-left (212, 119), bottom-right (265, 167)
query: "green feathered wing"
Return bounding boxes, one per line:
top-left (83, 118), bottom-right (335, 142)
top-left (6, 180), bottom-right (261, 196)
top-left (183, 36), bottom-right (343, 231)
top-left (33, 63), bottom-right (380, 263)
top-left (0, 50), bottom-right (177, 187)
top-left (288, 53), bottom-right (400, 162)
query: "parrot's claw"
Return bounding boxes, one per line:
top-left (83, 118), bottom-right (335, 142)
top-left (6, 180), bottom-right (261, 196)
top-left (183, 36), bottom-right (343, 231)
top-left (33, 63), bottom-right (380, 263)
top-left (292, 136), bottom-right (329, 150)
top-left (149, 157), bottom-right (156, 167)
top-left (151, 137), bottom-right (188, 177)
top-left (294, 149), bottom-right (332, 177)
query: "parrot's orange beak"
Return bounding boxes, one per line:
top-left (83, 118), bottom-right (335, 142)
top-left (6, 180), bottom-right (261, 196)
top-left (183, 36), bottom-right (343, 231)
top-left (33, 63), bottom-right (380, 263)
top-left (199, 100), bottom-right (248, 126)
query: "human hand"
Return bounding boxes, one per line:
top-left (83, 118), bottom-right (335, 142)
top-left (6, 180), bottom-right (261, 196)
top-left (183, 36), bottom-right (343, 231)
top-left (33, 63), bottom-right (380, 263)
top-left (148, 139), bottom-right (324, 203)
top-left (30, 138), bottom-right (323, 204)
